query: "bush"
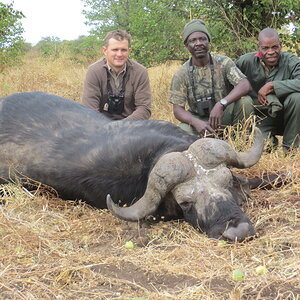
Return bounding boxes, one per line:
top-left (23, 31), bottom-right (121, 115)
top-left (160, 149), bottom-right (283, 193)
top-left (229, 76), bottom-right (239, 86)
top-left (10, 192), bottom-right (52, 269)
top-left (0, 2), bottom-right (25, 69)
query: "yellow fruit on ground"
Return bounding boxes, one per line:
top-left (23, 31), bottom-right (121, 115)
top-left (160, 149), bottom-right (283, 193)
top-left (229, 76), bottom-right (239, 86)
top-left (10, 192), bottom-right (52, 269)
top-left (125, 241), bottom-right (134, 249)
top-left (255, 265), bottom-right (267, 275)
top-left (232, 269), bottom-right (245, 281)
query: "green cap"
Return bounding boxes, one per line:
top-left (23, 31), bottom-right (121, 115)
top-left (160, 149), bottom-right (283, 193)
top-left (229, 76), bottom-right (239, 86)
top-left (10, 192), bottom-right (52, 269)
top-left (183, 19), bottom-right (211, 43)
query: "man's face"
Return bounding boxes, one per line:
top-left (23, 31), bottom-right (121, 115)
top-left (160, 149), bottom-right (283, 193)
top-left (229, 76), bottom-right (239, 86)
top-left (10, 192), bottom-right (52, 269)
top-left (103, 38), bottom-right (130, 72)
top-left (258, 36), bottom-right (282, 67)
top-left (185, 32), bottom-right (210, 59)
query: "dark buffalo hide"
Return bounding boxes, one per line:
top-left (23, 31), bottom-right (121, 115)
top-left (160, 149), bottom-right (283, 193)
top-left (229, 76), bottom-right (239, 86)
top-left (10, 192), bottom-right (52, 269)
top-left (0, 92), bottom-right (264, 241)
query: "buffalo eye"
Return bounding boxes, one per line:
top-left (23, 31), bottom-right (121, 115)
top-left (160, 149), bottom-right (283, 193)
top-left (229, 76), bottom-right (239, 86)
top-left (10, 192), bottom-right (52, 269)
top-left (180, 201), bottom-right (193, 210)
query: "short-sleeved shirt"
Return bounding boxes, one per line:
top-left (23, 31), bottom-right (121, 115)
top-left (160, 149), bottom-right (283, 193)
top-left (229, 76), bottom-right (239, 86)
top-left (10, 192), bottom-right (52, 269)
top-left (168, 53), bottom-right (246, 113)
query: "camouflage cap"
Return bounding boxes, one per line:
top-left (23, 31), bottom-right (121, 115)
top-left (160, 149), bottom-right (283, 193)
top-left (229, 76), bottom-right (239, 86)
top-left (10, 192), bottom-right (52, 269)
top-left (183, 19), bottom-right (211, 43)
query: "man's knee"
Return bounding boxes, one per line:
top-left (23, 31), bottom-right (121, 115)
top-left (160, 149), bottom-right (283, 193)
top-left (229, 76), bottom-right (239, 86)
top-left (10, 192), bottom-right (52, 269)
top-left (285, 93), bottom-right (300, 109)
top-left (178, 122), bottom-right (197, 135)
top-left (227, 95), bottom-right (254, 124)
top-left (239, 95), bottom-right (254, 117)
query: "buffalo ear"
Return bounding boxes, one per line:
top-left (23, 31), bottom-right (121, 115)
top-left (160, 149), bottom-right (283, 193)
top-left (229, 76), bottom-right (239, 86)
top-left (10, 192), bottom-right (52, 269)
top-left (247, 171), bottom-right (292, 190)
top-left (155, 192), bottom-right (184, 221)
top-left (231, 173), bottom-right (251, 205)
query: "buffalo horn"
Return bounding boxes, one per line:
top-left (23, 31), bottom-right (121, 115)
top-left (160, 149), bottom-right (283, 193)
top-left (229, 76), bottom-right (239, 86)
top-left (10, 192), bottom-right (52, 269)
top-left (187, 127), bottom-right (264, 169)
top-left (229, 127), bottom-right (264, 168)
top-left (106, 152), bottom-right (193, 221)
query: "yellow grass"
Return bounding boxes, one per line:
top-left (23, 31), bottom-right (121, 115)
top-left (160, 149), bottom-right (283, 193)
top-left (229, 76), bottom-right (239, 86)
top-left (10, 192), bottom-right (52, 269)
top-left (0, 54), bottom-right (299, 299)
top-left (0, 54), bottom-right (86, 101)
top-left (0, 54), bottom-right (180, 122)
top-left (147, 61), bottom-right (181, 123)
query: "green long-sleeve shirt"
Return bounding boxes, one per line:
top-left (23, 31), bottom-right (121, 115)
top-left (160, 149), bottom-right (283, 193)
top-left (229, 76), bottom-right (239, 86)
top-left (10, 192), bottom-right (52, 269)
top-left (236, 51), bottom-right (300, 100)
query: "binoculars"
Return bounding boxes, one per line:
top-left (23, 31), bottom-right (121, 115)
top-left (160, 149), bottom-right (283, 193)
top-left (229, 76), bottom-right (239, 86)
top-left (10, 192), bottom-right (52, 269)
top-left (196, 93), bottom-right (215, 117)
top-left (107, 92), bottom-right (125, 115)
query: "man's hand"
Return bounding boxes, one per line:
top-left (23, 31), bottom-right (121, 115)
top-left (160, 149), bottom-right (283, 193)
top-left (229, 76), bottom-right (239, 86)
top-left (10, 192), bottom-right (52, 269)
top-left (209, 102), bottom-right (224, 129)
top-left (173, 104), bottom-right (215, 137)
top-left (192, 119), bottom-right (215, 137)
top-left (258, 82), bottom-right (274, 105)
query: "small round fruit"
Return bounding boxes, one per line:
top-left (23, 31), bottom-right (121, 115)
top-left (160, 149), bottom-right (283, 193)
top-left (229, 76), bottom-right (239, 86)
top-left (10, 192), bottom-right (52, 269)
top-left (255, 265), bottom-right (267, 275)
top-left (125, 241), bottom-right (134, 249)
top-left (232, 269), bottom-right (245, 281)
top-left (217, 240), bottom-right (228, 246)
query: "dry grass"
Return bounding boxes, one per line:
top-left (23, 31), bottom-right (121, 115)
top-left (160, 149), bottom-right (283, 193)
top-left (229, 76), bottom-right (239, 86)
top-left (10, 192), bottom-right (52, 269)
top-left (0, 54), bottom-right (180, 122)
top-left (148, 61), bottom-right (181, 123)
top-left (0, 54), bottom-right (299, 299)
top-left (0, 53), bottom-right (86, 101)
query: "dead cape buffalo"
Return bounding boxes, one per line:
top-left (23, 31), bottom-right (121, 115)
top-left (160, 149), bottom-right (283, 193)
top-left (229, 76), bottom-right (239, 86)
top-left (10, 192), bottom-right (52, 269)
top-left (0, 92), bottom-right (264, 242)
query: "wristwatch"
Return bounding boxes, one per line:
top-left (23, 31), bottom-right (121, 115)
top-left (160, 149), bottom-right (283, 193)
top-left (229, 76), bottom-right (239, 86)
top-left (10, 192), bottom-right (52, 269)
top-left (219, 98), bottom-right (228, 109)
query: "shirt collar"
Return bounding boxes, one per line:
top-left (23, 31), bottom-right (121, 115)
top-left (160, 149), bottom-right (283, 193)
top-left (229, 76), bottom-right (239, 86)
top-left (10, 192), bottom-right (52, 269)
top-left (255, 52), bottom-right (276, 77)
top-left (255, 51), bottom-right (262, 58)
top-left (106, 61), bottom-right (127, 76)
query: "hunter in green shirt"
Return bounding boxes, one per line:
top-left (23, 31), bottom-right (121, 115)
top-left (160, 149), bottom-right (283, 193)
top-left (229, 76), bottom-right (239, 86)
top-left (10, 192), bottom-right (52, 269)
top-left (168, 19), bottom-right (253, 137)
top-left (236, 28), bottom-right (300, 150)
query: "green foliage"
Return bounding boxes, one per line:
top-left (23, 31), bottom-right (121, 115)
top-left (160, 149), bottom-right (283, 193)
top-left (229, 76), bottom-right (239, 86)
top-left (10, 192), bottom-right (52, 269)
top-left (128, 0), bottom-right (189, 66)
top-left (190, 0), bottom-right (300, 59)
top-left (281, 25), bottom-right (300, 57)
top-left (32, 35), bottom-right (101, 64)
top-left (35, 36), bottom-right (62, 58)
top-left (82, 0), bottom-right (300, 65)
top-left (0, 1), bottom-right (25, 68)
top-left (62, 35), bottom-right (102, 63)
top-left (82, 0), bottom-right (191, 66)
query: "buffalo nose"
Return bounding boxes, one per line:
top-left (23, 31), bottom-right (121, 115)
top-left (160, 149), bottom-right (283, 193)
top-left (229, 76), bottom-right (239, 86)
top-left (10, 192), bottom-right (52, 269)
top-left (222, 222), bottom-right (254, 242)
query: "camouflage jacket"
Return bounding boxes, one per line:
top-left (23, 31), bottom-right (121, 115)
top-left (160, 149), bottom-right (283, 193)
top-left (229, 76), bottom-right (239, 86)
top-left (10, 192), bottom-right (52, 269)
top-left (168, 53), bottom-right (246, 113)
